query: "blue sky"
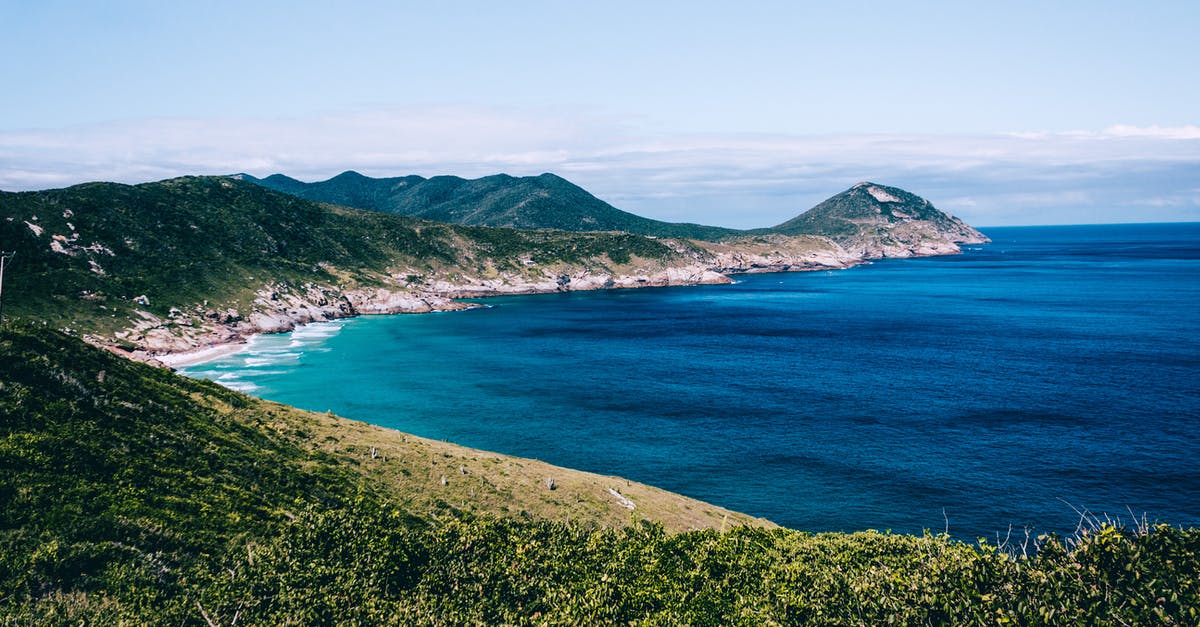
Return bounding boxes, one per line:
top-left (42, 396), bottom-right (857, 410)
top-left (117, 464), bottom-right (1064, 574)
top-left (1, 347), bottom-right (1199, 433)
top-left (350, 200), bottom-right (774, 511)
top-left (2, 0), bottom-right (1198, 226)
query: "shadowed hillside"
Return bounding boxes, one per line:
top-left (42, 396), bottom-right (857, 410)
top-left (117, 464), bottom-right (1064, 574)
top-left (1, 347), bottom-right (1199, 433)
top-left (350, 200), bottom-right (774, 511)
top-left (241, 171), bottom-right (740, 240)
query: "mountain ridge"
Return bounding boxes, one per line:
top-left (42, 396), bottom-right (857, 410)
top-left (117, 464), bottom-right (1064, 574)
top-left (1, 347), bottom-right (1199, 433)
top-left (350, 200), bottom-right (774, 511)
top-left (239, 170), bottom-right (741, 240)
top-left (4, 178), bottom-right (1194, 625)
top-left (239, 171), bottom-right (989, 251)
top-left (2, 175), bottom-right (986, 360)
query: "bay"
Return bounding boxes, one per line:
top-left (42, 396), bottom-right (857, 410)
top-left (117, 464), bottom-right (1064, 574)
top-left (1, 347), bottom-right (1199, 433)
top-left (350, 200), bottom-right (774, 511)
top-left (181, 223), bottom-right (1200, 539)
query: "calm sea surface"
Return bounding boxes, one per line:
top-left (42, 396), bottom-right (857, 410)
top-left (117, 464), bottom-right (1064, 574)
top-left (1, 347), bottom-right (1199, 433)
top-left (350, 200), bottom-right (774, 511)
top-left (182, 223), bottom-right (1200, 539)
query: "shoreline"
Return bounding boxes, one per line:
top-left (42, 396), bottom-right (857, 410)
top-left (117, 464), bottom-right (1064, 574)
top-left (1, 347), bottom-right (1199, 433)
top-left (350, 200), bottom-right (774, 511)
top-left (160, 262), bottom-right (851, 370)
top-left (157, 341), bottom-right (251, 368)
top-left (143, 242), bottom-right (984, 370)
top-left (162, 271), bottom-right (736, 369)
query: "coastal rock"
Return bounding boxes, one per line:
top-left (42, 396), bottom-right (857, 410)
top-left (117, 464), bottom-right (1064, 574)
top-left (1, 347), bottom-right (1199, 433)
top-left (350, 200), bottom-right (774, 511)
top-left (91, 181), bottom-right (988, 364)
top-left (700, 234), bottom-right (860, 273)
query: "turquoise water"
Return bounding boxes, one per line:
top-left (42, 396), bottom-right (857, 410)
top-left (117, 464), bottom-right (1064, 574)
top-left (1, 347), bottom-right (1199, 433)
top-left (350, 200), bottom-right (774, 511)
top-left (182, 223), bottom-right (1200, 539)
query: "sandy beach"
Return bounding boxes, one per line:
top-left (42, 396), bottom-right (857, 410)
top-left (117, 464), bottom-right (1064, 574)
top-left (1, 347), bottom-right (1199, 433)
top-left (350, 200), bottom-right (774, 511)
top-left (156, 341), bottom-right (249, 368)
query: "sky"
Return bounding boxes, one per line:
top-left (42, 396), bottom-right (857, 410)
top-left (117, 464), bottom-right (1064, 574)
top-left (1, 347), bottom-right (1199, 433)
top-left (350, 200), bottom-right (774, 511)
top-left (1, 0), bottom-right (1198, 227)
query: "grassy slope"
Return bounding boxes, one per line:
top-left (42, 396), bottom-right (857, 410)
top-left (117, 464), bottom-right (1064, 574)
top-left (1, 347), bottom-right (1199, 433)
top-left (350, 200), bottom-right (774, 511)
top-left (3, 325), bottom-right (1197, 624)
top-left (4, 178), bottom-right (1196, 623)
top-left (0, 176), bottom-right (692, 338)
top-left (245, 171), bottom-right (742, 240)
top-left (0, 323), bottom-right (763, 535)
top-left (0, 175), bottom-right (980, 345)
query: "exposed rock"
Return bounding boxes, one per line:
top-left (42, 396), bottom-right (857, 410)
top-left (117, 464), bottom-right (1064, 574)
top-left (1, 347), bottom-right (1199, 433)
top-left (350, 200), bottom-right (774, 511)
top-left (98, 182), bottom-right (987, 364)
top-left (608, 487), bottom-right (636, 510)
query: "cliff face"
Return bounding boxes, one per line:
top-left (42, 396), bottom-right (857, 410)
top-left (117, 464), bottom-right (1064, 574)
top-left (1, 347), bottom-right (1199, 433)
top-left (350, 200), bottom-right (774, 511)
top-left (768, 182), bottom-right (990, 258)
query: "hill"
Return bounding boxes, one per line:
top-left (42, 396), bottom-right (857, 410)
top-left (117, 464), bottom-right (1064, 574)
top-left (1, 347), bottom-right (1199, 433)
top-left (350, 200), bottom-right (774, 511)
top-left (3, 179), bottom-right (1196, 623)
top-left (3, 324), bottom-right (1196, 623)
top-left (766, 181), bottom-right (989, 256)
top-left (0, 176), bottom-right (995, 360)
top-left (240, 170), bottom-right (740, 240)
top-left (242, 172), bottom-right (989, 256)
top-left (0, 176), bottom-right (729, 357)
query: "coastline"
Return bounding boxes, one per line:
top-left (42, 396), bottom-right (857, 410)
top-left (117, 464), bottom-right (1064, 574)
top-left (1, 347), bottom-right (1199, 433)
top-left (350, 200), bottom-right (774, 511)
top-left (160, 267), bottom-right (737, 369)
top-left (162, 263), bottom-right (857, 369)
top-left (157, 341), bottom-right (250, 368)
top-left (123, 235), bottom-right (987, 369)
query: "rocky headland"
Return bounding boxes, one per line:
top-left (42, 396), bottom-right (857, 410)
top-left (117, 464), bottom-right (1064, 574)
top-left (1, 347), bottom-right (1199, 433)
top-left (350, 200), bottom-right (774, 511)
top-left (0, 176), bottom-right (987, 365)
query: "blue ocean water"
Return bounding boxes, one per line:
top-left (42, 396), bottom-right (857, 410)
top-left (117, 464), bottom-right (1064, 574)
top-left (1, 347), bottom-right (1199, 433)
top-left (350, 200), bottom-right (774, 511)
top-left (182, 223), bottom-right (1200, 540)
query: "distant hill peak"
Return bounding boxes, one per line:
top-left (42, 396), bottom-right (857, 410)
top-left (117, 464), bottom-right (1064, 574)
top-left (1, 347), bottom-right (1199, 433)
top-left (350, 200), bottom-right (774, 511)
top-left (238, 170), bottom-right (984, 250)
top-left (768, 182), bottom-right (989, 255)
top-left (245, 170), bottom-right (740, 240)
top-left (853, 183), bottom-right (903, 203)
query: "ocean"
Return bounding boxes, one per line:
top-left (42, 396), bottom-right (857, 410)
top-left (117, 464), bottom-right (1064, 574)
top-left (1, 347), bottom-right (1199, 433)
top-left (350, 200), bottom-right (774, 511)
top-left (180, 223), bottom-right (1200, 540)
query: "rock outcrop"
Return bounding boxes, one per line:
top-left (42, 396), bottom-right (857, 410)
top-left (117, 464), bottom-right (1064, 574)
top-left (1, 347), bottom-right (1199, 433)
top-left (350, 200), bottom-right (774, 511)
top-left (3, 176), bottom-right (986, 364)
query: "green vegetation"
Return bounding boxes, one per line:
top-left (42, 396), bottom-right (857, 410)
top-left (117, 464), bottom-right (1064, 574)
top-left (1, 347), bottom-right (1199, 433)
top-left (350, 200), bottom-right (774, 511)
top-left (245, 173), bottom-right (990, 251)
top-left (3, 325), bottom-right (1198, 624)
top-left (0, 176), bottom-right (686, 337)
top-left (0, 175), bottom-right (985, 345)
top-left (244, 171), bottom-right (742, 240)
top-left (764, 181), bottom-right (985, 245)
top-left (2, 177), bottom-right (1189, 623)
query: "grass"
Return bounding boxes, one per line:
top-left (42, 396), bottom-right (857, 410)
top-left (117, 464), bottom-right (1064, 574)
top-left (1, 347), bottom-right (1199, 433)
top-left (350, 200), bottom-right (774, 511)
top-left (0, 177), bottom-right (688, 343)
top-left (4, 325), bottom-right (1199, 624)
top-left (3, 177), bottom-right (1193, 623)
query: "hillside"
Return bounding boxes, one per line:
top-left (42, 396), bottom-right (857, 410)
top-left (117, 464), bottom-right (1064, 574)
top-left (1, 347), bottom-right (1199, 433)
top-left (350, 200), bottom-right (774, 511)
top-left (243, 172), bottom-right (989, 256)
top-left (241, 170), bottom-right (740, 240)
top-left (3, 179), bottom-right (1196, 624)
top-left (0, 176), bottom-right (994, 360)
top-left (0, 176), bottom-right (730, 358)
top-left (3, 324), bottom-right (1197, 624)
top-left (767, 181), bottom-right (989, 256)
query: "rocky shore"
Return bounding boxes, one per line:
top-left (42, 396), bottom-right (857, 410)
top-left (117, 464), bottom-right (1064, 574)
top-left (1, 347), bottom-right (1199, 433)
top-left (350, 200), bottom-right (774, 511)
top-left (110, 228), bottom-right (984, 367)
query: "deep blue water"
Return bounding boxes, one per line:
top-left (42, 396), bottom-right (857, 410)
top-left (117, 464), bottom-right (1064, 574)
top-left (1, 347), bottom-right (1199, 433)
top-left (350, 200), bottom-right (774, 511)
top-left (182, 223), bottom-right (1200, 539)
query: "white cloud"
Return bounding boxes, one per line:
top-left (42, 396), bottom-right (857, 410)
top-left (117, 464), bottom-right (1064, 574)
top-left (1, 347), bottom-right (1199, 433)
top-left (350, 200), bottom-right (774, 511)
top-left (1102, 125), bottom-right (1200, 140)
top-left (2, 107), bottom-right (1199, 227)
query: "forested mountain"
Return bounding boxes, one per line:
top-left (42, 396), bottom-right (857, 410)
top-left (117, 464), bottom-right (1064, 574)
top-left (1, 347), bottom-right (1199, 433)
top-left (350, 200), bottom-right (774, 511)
top-left (241, 170), bottom-right (740, 240)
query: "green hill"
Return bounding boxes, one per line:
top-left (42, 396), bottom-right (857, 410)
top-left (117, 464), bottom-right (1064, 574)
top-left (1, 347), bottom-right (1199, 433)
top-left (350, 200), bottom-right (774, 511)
top-left (242, 172), bottom-right (990, 255)
top-left (0, 176), bottom-right (705, 351)
top-left (3, 324), bottom-right (1197, 624)
top-left (764, 181), bottom-right (989, 255)
top-left (2, 177), bottom-right (1197, 624)
top-left (240, 171), bottom-right (740, 240)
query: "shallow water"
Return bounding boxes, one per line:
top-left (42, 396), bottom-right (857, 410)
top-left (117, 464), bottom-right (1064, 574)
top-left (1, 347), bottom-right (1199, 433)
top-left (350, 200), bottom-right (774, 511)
top-left (182, 223), bottom-right (1200, 539)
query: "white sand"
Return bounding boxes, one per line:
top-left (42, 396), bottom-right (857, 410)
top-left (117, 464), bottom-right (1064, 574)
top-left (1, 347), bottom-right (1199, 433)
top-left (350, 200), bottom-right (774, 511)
top-left (157, 342), bottom-right (248, 368)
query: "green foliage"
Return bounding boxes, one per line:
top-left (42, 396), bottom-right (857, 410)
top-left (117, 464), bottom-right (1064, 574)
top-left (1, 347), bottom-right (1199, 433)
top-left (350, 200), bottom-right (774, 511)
top-left (2, 325), bottom-right (1198, 624)
top-left (247, 171), bottom-right (742, 240)
top-left (0, 324), bottom-right (374, 614)
top-left (0, 177), bottom-right (683, 335)
top-left (764, 181), bottom-right (980, 246)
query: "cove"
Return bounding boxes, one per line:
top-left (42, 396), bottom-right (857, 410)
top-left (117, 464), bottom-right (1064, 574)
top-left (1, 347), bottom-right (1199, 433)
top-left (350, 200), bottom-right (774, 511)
top-left (181, 223), bottom-right (1200, 539)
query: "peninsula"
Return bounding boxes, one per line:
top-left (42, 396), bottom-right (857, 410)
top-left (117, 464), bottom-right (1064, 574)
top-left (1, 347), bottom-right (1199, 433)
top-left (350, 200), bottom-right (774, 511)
top-left (2, 174), bottom-right (1194, 624)
top-left (0, 174), bottom-right (986, 363)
